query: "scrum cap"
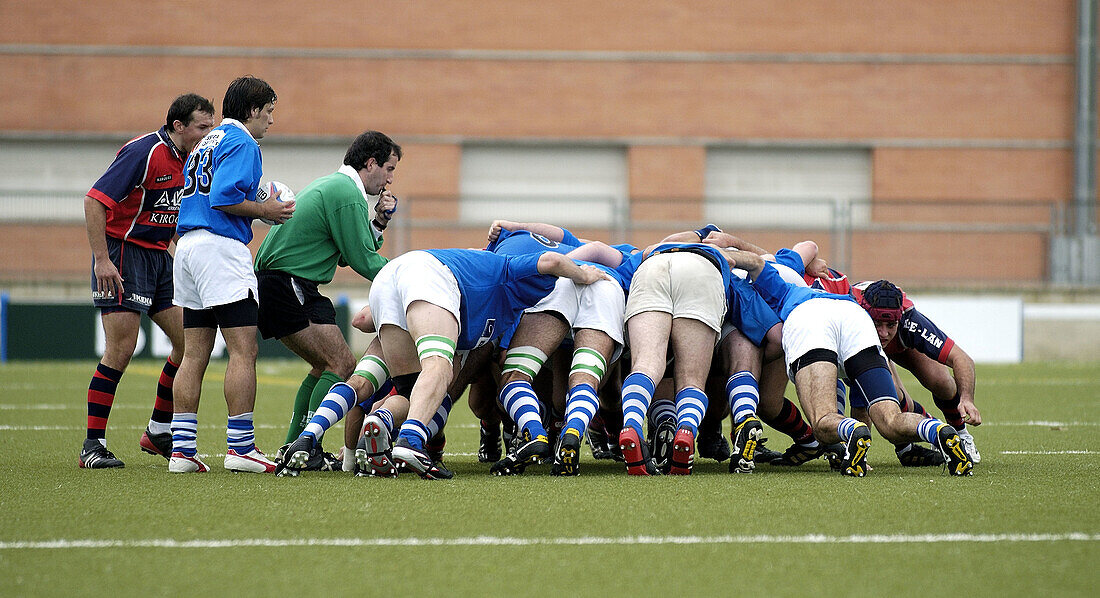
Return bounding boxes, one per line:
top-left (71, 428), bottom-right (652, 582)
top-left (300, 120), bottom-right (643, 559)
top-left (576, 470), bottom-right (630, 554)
top-left (858, 280), bottom-right (904, 322)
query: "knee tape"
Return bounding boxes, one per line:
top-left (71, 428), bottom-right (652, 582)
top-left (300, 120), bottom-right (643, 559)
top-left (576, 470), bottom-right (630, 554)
top-left (501, 346), bottom-right (548, 380)
top-left (570, 347), bottom-right (608, 384)
top-left (850, 365), bottom-right (900, 407)
top-left (416, 334), bottom-right (456, 364)
top-left (843, 346), bottom-right (889, 380)
top-left (353, 354), bottom-right (390, 393)
top-left (789, 348), bottom-right (838, 378)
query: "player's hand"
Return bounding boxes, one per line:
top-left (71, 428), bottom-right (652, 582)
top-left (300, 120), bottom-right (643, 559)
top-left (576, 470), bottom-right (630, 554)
top-left (261, 192), bottom-right (296, 224)
top-left (375, 190), bottom-right (398, 225)
top-left (575, 264), bottom-right (612, 285)
top-left (959, 400), bottom-right (982, 426)
top-left (93, 258), bottom-right (124, 298)
top-left (702, 231), bottom-right (735, 247)
top-left (488, 220), bottom-right (519, 243)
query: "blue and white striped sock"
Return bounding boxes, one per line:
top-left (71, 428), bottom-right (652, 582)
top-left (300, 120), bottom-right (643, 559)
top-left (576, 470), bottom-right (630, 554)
top-left (648, 398), bottom-right (676, 427)
top-left (171, 412), bottom-right (198, 457)
top-left (837, 417), bottom-right (862, 441)
top-left (675, 386), bottom-right (708, 434)
top-left (916, 418), bottom-right (947, 444)
top-left (621, 372), bottom-right (655, 436)
top-left (563, 382), bottom-right (599, 436)
top-left (726, 371), bottom-right (759, 424)
top-left (227, 412), bottom-right (256, 455)
top-left (426, 393), bottom-right (454, 439)
top-left (397, 418), bottom-right (431, 451)
top-left (373, 407), bottom-right (395, 434)
top-left (499, 380), bottom-right (546, 438)
top-left (303, 382), bottom-right (357, 440)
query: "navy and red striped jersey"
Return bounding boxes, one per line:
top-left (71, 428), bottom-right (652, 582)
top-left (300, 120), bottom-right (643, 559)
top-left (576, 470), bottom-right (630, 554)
top-left (87, 126), bottom-right (185, 251)
top-left (805, 266), bottom-right (851, 294)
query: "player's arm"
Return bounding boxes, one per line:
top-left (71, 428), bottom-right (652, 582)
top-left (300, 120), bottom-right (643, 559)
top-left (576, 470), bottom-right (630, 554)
top-left (790, 240), bottom-right (819, 270)
top-left (944, 344), bottom-right (980, 425)
top-left (536, 252), bottom-right (611, 285)
top-left (488, 220), bottom-right (575, 243)
top-left (331, 204), bottom-right (389, 280)
top-left (216, 187), bottom-right (295, 223)
top-left (724, 249), bottom-right (765, 278)
top-left (702, 231), bottom-right (772, 258)
top-left (211, 144), bottom-right (295, 223)
top-left (84, 195), bottom-right (124, 297)
top-left (566, 241), bottom-right (624, 267)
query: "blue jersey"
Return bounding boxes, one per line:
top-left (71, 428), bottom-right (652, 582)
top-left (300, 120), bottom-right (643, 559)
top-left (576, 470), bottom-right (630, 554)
top-left (726, 276), bottom-right (781, 346)
top-left (773, 248), bottom-right (806, 276)
top-left (751, 261), bottom-right (855, 321)
top-left (486, 227), bottom-right (581, 256)
top-left (177, 119), bottom-right (262, 244)
top-left (424, 249), bottom-right (557, 350)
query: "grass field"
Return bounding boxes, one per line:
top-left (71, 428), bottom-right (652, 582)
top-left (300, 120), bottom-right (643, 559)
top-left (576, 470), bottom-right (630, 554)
top-left (1, 359), bottom-right (1097, 597)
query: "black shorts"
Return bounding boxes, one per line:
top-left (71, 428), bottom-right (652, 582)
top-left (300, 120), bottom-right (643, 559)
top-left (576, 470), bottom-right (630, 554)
top-left (183, 295), bottom-right (258, 329)
top-left (256, 270), bottom-right (337, 339)
top-left (92, 237), bottom-right (174, 315)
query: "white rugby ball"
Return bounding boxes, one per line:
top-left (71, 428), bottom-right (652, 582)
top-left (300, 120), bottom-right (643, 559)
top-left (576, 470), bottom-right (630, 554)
top-left (255, 180), bottom-right (295, 225)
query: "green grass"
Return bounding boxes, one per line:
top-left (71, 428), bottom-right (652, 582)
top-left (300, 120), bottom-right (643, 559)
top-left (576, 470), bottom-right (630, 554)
top-left (1, 360), bottom-right (1097, 596)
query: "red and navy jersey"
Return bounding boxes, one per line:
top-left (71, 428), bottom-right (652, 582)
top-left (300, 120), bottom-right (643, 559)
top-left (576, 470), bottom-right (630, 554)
top-left (850, 281), bottom-right (954, 362)
top-left (805, 266), bottom-right (852, 294)
top-left (87, 126), bottom-right (185, 251)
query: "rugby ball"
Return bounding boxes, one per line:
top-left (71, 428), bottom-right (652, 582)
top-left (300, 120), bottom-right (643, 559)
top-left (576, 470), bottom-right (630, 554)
top-left (255, 180), bottom-right (295, 225)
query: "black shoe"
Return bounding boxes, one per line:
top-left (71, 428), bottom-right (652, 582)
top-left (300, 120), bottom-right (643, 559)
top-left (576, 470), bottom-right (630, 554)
top-left (392, 437), bottom-right (435, 477)
top-left (896, 443), bottom-right (945, 467)
top-left (824, 442), bottom-right (848, 471)
top-left (839, 424), bottom-right (872, 477)
top-left (729, 416), bottom-right (763, 473)
top-left (490, 428), bottom-right (550, 476)
top-left (276, 434), bottom-right (316, 477)
top-left (587, 422), bottom-right (615, 460)
top-left (139, 428), bottom-right (173, 460)
top-left (771, 442), bottom-right (826, 466)
top-left (650, 419), bottom-right (676, 474)
top-left (79, 439), bottom-right (124, 469)
top-left (424, 458), bottom-right (455, 480)
top-left (698, 426), bottom-right (732, 462)
top-left (752, 437), bottom-right (783, 464)
top-left (478, 421), bottom-right (502, 463)
top-left (551, 428), bottom-right (583, 476)
top-left (935, 424), bottom-right (974, 476)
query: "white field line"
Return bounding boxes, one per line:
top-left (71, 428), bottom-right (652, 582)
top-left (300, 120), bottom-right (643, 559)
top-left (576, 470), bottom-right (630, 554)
top-left (1000, 450), bottom-right (1098, 455)
top-left (1, 532), bottom-right (1096, 551)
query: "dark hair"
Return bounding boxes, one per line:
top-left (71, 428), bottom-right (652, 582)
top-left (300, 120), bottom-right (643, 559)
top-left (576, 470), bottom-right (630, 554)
top-left (343, 131), bottom-right (402, 170)
top-left (166, 93), bottom-right (215, 128)
top-left (221, 76), bottom-right (277, 122)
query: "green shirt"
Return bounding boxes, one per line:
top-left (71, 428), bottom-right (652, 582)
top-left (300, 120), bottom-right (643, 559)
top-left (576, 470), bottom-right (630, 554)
top-left (255, 165), bottom-right (388, 283)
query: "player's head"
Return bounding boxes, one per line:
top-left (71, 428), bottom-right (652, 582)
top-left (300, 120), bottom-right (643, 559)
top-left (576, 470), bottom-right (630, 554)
top-left (166, 93), bottom-right (215, 154)
top-left (859, 279), bottom-right (904, 322)
top-left (223, 76), bottom-right (277, 139)
top-left (345, 131), bottom-right (403, 195)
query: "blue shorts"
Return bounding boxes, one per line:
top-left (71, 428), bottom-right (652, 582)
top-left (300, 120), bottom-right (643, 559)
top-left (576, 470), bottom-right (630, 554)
top-left (91, 237), bottom-right (174, 315)
top-left (725, 279), bottom-right (781, 346)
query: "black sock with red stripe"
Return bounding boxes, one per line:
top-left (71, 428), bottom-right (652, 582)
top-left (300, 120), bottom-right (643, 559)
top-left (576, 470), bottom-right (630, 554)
top-left (902, 396), bottom-right (931, 418)
top-left (763, 397), bottom-right (817, 446)
top-left (149, 358), bottom-right (178, 427)
top-left (933, 391), bottom-right (965, 430)
top-left (87, 363), bottom-right (123, 442)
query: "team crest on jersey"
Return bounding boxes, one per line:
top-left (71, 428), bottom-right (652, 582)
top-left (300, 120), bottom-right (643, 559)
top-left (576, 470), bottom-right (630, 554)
top-left (152, 189), bottom-right (182, 211)
top-left (474, 319), bottom-right (496, 348)
top-left (531, 233), bottom-right (559, 248)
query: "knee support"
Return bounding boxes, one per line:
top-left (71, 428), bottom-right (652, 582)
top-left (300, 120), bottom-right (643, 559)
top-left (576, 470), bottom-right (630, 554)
top-left (353, 354), bottom-right (390, 393)
top-left (843, 346), bottom-right (889, 380)
top-left (569, 347), bottom-right (607, 384)
top-left (416, 334), bottom-right (456, 364)
top-left (501, 346), bottom-right (548, 380)
top-left (788, 348), bottom-right (838, 378)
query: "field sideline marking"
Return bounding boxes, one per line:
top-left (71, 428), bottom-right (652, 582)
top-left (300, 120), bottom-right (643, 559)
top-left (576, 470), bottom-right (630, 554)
top-left (1, 532), bottom-right (1096, 550)
top-left (1001, 450), bottom-right (1098, 455)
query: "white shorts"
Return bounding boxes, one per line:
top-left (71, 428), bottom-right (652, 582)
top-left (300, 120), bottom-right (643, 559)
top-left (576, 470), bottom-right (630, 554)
top-left (172, 229), bottom-right (257, 310)
top-left (625, 252), bottom-right (725, 334)
top-left (526, 277), bottom-right (626, 347)
top-left (781, 297), bottom-right (883, 379)
top-left (368, 251), bottom-right (461, 333)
